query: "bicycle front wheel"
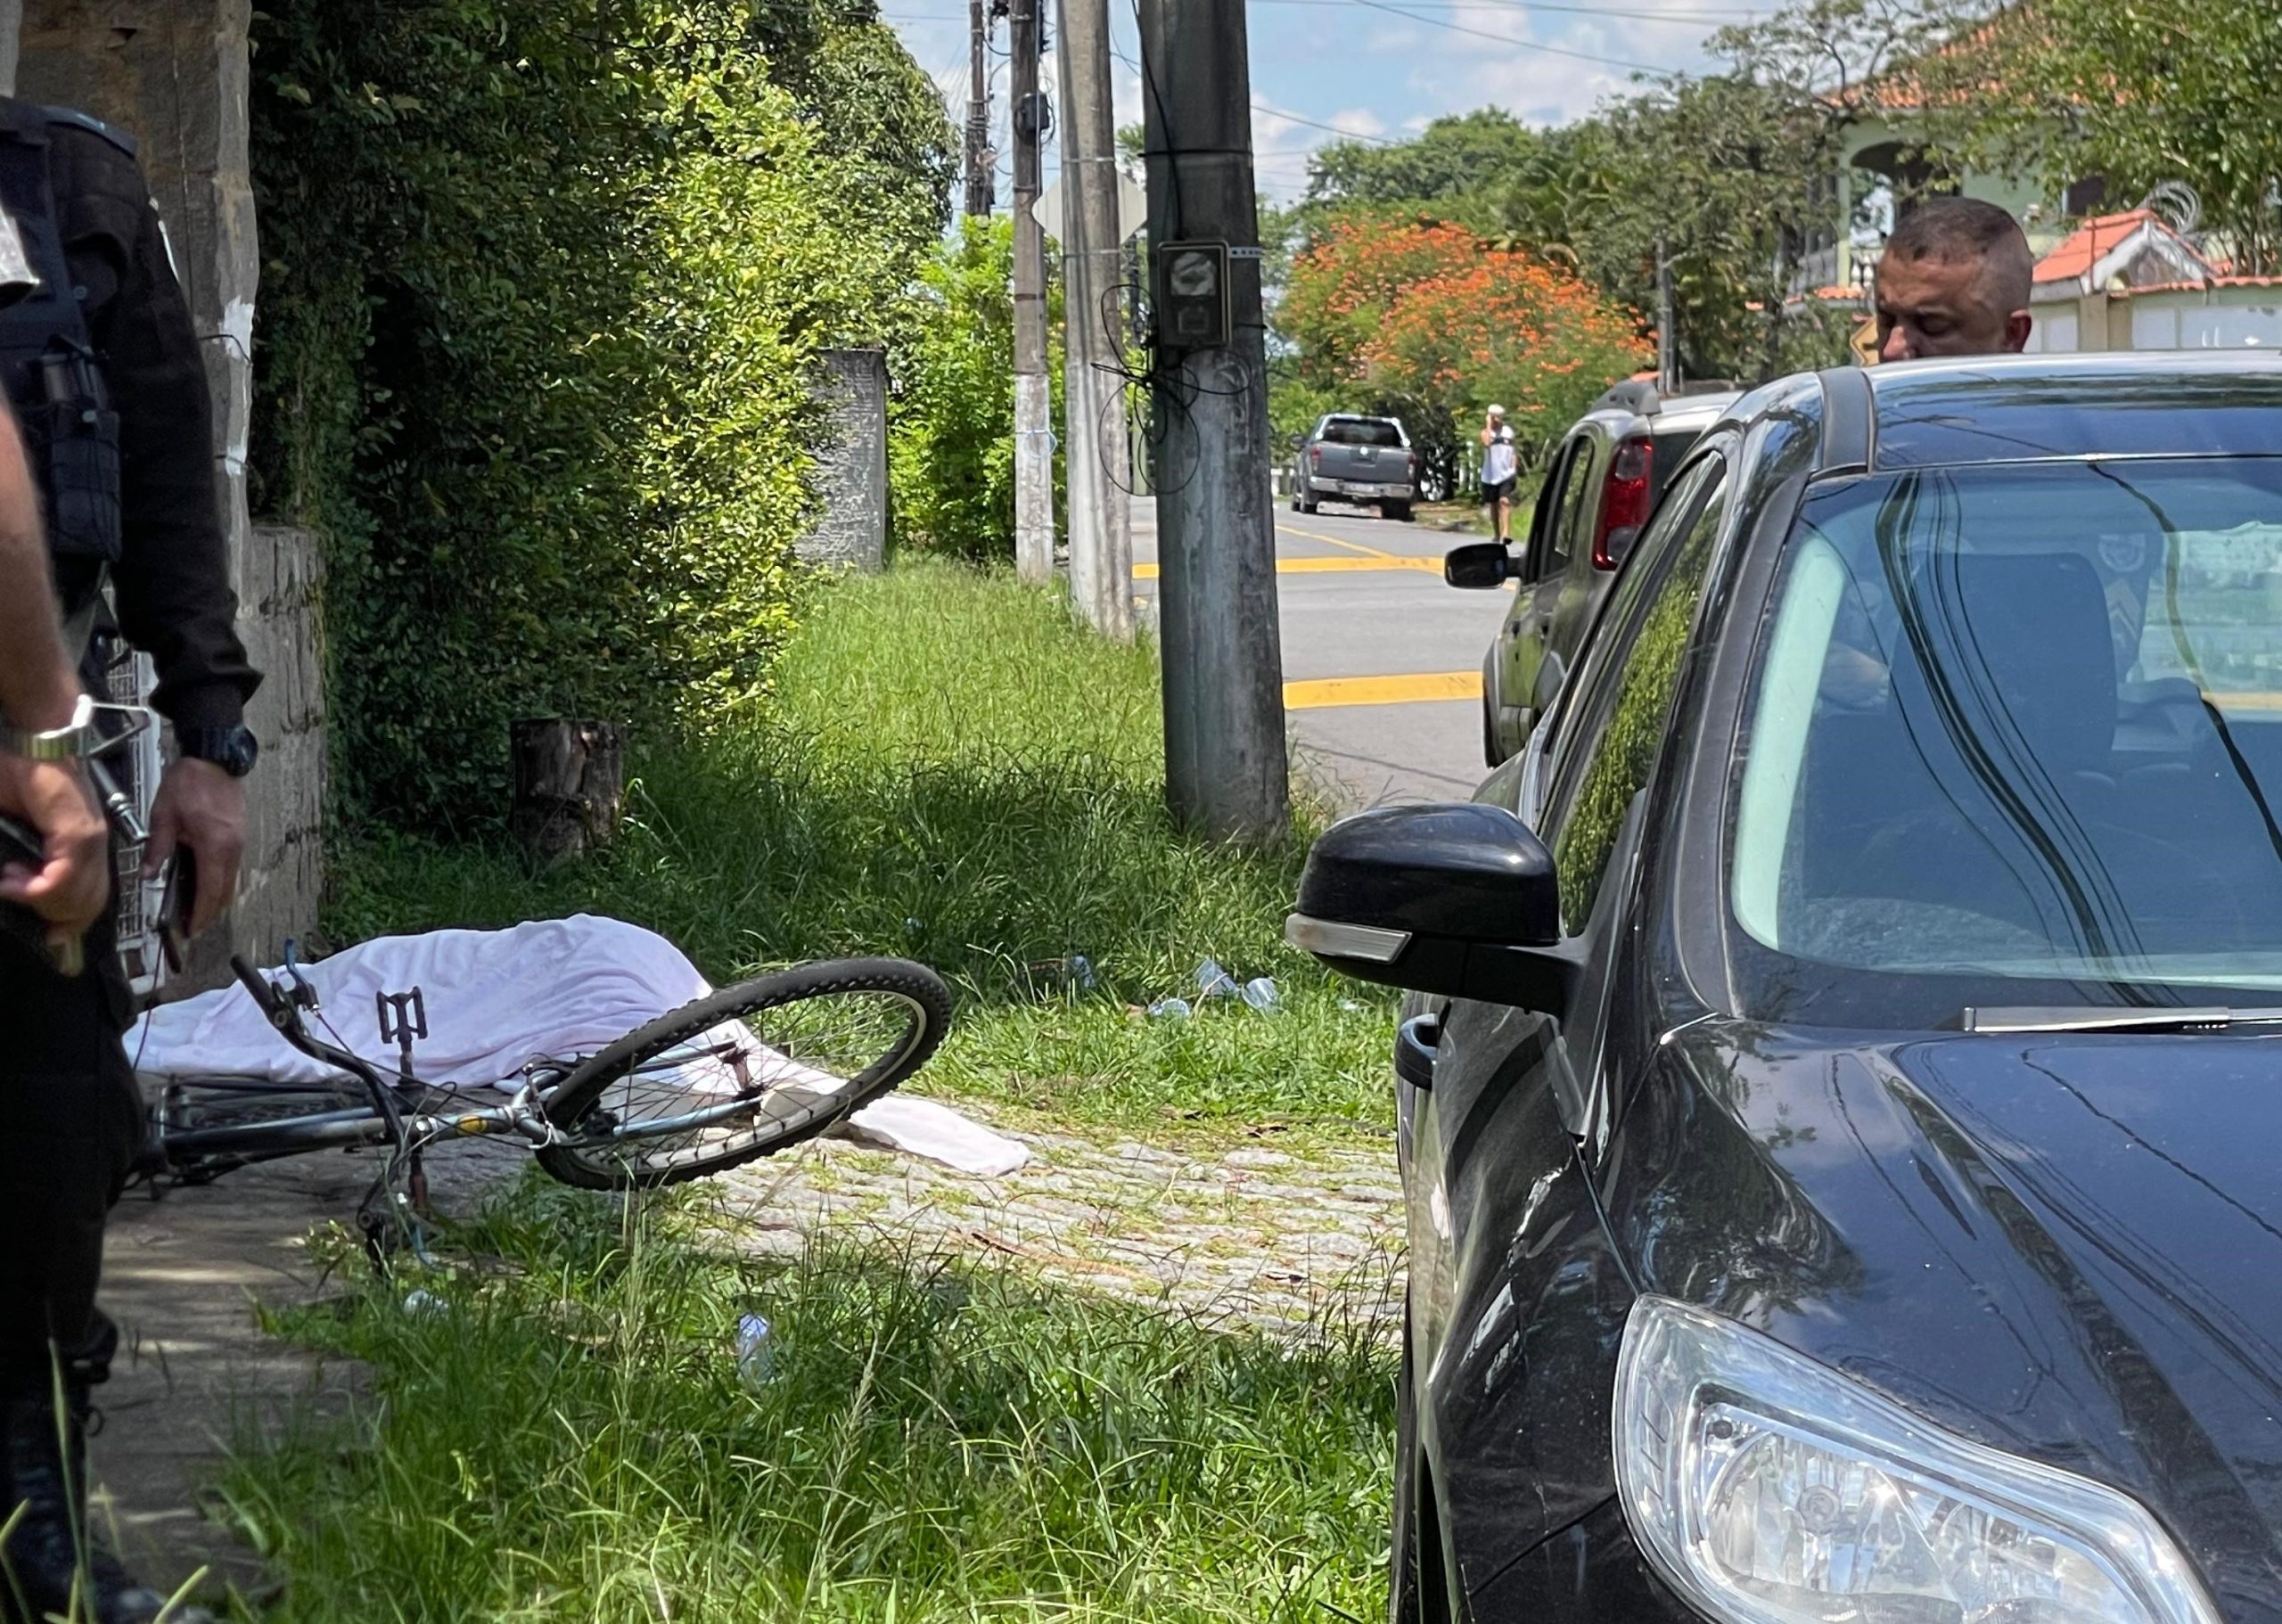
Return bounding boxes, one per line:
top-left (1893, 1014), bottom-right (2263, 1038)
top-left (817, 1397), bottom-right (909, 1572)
top-left (536, 957), bottom-right (952, 1191)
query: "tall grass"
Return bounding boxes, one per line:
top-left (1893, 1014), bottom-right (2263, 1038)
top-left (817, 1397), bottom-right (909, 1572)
top-left (326, 564), bottom-right (1397, 1134)
top-left (216, 1184), bottom-right (1396, 1621)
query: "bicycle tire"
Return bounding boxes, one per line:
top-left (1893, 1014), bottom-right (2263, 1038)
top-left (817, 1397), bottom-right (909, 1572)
top-left (536, 957), bottom-right (953, 1191)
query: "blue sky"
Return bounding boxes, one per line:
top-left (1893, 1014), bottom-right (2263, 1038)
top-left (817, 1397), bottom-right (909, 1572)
top-left (880, 0), bottom-right (1761, 201)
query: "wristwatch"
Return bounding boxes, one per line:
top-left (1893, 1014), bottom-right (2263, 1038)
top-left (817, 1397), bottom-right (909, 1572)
top-left (179, 724), bottom-right (259, 778)
top-left (0, 692), bottom-right (103, 760)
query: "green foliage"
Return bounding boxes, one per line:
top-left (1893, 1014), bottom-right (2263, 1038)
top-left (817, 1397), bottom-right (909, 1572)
top-left (248, 0), bottom-right (951, 832)
top-left (1300, 108), bottom-right (1539, 226)
top-left (1925, 0), bottom-right (2282, 275)
top-left (1291, 0), bottom-right (1945, 385)
top-left (888, 219), bottom-right (1069, 561)
top-left (325, 564), bottom-right (1399, 1134)
top-left (222, 1192), bottom-right (1395, 1620)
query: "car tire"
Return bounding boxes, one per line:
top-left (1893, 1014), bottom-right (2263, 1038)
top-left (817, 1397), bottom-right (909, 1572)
top-left (1391, 1303), bottom-right (1455, 1622)
top-left (1300, 496), bottom-right (1319, 514)
top-left (1482, 700), bottom-right (1502, 770)
top-left (1383, 500), bottom-right (1415, 523)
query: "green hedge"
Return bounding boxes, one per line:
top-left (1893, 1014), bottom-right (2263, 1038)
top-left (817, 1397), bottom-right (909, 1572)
top-left (247, 0), bottom-right (951, 830)
top-left (888, 217), bottom-right (1067, 561)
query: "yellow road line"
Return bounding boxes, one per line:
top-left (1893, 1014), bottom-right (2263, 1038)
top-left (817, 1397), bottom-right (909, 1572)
top-left (1278, 523), bottom-right (1407, 562)
top-left (1285, 671), bottom-right (1482, 710)
top-left (1133, 556), bottom-right (1439, 579)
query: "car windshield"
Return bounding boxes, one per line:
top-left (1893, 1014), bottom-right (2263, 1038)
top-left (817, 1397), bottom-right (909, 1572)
top-left (1730, 456), bottom-right (2282, 1011)
top-left (1322, 420), bottom-right (1402, 447)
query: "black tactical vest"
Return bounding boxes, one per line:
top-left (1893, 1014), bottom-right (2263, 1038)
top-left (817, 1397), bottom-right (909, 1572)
top-left (0, 101), bottom-right (122, 620)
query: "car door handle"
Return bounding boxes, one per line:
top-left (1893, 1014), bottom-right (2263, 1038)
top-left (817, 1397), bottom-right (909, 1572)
top-left (1395, 1012), bottom-right (1443, 1092)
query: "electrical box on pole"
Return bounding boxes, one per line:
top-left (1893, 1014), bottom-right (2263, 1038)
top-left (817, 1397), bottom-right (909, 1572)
top-left (1154, 241), bottom-right (1233, 351)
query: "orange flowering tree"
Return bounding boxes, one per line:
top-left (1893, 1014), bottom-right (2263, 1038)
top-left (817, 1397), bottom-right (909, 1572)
top-left (1280, 215), bottom-right (1649, 458)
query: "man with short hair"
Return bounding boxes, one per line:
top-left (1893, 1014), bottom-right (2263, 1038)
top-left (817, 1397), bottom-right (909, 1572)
top-left (1873, 196), bottom-right (2035, 361)
top-left (1479, 405), bottom-right (1519, 545)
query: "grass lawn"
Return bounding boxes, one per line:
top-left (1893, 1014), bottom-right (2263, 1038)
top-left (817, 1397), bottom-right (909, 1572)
top-left (217, 1187), bottom-right (1394, 1622)
top-left (219, 563), bottom-right (1403, 1620)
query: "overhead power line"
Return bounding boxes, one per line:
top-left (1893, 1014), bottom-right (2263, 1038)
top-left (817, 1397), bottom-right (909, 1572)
top-left (1250, 103), bottom-right (1402, 144)
top-left (1342, 0), bottom-right (1675, 69)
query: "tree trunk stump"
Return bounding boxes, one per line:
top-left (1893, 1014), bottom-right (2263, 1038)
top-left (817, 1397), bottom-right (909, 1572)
top-left (511, 719), bottom-right (626, 862)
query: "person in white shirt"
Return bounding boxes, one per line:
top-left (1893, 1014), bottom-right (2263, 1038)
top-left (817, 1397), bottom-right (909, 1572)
top-left (1478, 405), bottom-right (1519, 544)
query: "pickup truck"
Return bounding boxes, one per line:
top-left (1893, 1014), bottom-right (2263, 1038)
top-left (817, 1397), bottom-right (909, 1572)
top-left (1291, 414), bottom-right (1417, 521)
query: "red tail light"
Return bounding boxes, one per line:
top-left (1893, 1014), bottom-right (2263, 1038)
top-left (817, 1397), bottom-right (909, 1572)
top-left (1592, 437), bottom-right (1654, 570)
top-left (1309, 445), bottom-right (1323, 468)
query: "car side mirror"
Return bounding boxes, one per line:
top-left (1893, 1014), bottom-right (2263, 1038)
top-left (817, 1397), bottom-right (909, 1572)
top-left (1286, 803), bottom-right (1582, 1015)
top-left (1444, 542), bottom-right (1518, 589)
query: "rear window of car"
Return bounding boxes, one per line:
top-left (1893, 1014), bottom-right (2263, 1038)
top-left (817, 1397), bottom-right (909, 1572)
top-left (1322, 420), bottom-right (1404, 447)
top-left (1649, 427), bottom-right (1704, 500)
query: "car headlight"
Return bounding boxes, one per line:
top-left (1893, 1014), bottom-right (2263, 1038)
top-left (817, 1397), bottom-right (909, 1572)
top-left (1614, 1296), bottom-right (2221, 1624)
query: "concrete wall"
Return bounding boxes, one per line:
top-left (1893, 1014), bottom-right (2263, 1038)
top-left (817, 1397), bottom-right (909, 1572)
top-left (7, 0), bottom-right (322, 976)
top-left (2028, 284), bottom-right (2282, 354)
top-left (797, 346), bottom-right (888, 572)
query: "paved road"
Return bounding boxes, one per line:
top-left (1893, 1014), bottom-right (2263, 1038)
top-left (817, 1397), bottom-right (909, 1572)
top-left (1133, 496), bottom-right (1513, 808)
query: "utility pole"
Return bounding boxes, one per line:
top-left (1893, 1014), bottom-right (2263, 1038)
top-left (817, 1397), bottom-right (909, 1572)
top-left (1139, 1), bottom-right (1289, 841)
top-left (1057, 0), bottom-right (1132, 640)
top-left (1009, 0), bottom-right (1055, 586)
top-left (964, 0), bottom-right (993, 217)
top-left (1656, 237), bottom-right (1679, 394)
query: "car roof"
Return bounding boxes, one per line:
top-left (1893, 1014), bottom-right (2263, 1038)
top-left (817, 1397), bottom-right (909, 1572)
top-left (1577, 388), bottom-right (1741, 442)
top-left (1840, 352), bottom-right (2282, 472)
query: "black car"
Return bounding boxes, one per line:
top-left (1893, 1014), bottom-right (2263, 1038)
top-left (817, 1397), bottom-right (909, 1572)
top-left (1447, 381), bottom-right (1738, 767)
top-left (1290, 353), bottom-right (2282, 1624)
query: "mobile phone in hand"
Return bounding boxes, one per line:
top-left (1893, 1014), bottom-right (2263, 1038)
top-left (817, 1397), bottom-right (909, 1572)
top-left (0, 813), bottom-right (53, 960)
top-left (160, 847), bottom-right (196, 973)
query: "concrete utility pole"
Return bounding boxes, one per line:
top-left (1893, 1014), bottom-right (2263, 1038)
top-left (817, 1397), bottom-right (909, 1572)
top-left (1656, 237), bottom-right (1679, 394)
top-left (964, 0), bottom-right (993, 217)
top-left (1009, 0), bottom-right (1055, 586)
top-left (1138, 0), bottom-right (1290, 841)
top-left (1056, 0), bottom-right (1132, 640)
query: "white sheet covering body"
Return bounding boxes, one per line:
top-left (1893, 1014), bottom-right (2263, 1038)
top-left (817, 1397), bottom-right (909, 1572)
top-left (127, 915), bottom-right (1029, 1177)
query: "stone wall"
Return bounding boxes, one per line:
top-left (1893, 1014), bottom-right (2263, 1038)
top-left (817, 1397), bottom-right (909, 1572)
top-left (796, 346), bottom-right (888, 572)
top-left (193, 523), bottom-right (321, 976)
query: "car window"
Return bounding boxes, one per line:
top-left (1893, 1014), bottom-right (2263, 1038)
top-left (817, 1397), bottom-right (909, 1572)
top-left (1322, 419), bottom-right (1404, 447)
top-left (1548, 436), bottom-right (1598, 573)
top-left (1542, 455), bottom-right (1732, 934)
top-left (1728, 456), bottom-right (2282, 1008)
top-left (1519, 439), bottom-right (1576, 581)
top-left (1648, 427), bottom-right (1705, 501)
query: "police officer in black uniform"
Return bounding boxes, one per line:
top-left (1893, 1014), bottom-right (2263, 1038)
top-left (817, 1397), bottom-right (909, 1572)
top-left (0, 95), bottom-right (259, 1624)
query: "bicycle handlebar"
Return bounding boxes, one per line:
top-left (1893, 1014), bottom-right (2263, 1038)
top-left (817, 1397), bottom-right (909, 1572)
top-left (228, 952), bottom-right (398, 1100)
top-left (228, 953), bottom-right (283, 1016)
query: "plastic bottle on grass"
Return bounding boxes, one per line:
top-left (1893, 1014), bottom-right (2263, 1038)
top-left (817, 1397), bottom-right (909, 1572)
top-left (1194, 958), bottom-right (1238, 1000)
top-left (735, 1312), bottom-right (777, 1390)
top-left (1241, 977), bottom-right (1281, 1012)
top-left (1147, 997), bottom-right (1194, 1021)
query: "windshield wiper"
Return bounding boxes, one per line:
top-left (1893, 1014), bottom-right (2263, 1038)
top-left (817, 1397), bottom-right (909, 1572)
top-left (1960, 1005), bottom-right (2282, 1035)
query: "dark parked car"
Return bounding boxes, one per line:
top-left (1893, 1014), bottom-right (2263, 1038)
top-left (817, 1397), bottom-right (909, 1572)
top-left (1449, 381), bottom-right (1738, 767)
top-left (1293, 414), bottom-right (1419, 521)
top-left (1290, 353), bottom-right (2282, 1623)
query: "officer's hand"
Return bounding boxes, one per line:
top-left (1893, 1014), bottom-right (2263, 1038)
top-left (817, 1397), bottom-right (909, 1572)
top-left (144, 759), bottom-right (243, 937)
top-left (0, 754), bottom-right (110, 947)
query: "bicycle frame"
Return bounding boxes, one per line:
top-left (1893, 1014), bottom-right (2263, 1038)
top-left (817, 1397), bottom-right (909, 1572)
top-left (154, 956), bottom-right (772, 1180)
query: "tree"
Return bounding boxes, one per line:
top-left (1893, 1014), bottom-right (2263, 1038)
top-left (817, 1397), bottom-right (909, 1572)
top-left (1282, 217), bottom-right (1649, 462)
top-left (1301, 109), bottom-right (1541, 224)
top-left (1925, 1), bottom-right (2282, 274)
top-left (890, 218), bottom-right (1068, 559)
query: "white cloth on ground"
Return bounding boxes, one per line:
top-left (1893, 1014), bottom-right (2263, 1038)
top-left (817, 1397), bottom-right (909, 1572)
top-left (125, 915), bottom-right (1030, 1177)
